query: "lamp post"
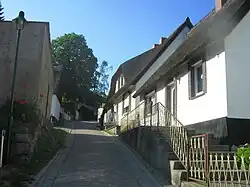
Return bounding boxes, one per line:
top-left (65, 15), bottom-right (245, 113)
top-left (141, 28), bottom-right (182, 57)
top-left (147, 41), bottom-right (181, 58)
top-left (6, 11), bottom-right (26, 162)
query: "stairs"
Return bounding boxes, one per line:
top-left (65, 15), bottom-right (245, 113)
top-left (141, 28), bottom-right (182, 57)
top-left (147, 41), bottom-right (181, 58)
top-left (151, 126), bottom-right (236, 186)
top-left (120, 102), bottom-right (242, 186)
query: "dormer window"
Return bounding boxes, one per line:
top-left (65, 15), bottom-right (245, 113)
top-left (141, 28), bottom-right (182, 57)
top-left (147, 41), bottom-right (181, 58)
top-left (115, 75), bottom-right (125, 92)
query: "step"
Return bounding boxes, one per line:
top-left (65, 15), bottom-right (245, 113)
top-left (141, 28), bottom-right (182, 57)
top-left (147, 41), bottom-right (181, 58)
top-left (170, 160), bottom-right (186, 170)
top-left (181, 181), bottom-right (206, 187)
top-left (171, 169), bottom-right (188, 187)
top-left (168, 152), bottom-right (179, 160)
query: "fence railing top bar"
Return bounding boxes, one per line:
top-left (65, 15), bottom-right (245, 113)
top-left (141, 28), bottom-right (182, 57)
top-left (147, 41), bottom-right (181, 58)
top-left (190, 134), bottom-right (208, 138)
top-left (158, 102), bottom-right (185, 127)
top-left (121, 101), bottom-right (145, 121)
top-left (208, 151), bottom-right (237, 154)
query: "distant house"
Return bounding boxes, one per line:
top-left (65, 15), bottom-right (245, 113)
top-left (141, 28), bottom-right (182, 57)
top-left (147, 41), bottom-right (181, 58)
top-left (102, 0), bottom-right (250, 146)
top-left (0, 21), bottom-right (54, 121)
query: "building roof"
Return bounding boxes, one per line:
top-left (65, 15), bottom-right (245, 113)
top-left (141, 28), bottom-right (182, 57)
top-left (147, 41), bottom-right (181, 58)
top-left (104, 18), bottom-right (193, 110)
top-left (133, 0), bottom-right (250, 97)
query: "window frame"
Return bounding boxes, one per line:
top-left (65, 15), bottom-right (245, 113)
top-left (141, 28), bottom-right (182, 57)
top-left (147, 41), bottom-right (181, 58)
top-left (189, 60), bottom-right (207, 100)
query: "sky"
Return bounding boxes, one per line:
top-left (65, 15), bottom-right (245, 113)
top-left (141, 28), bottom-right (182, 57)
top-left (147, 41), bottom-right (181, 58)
top-left (2, 0), bottom-right (215, 80)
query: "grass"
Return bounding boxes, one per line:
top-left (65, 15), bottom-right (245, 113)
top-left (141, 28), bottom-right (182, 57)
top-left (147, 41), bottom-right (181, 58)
top-left (25, 128), bottom-right (68, 174)
top-left (0, 128), bottom-right (68, 187)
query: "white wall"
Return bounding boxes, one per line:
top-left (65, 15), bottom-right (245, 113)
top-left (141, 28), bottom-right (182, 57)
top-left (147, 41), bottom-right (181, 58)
top-left (157, 86), bottom-right (166, 107)
top-left (131, 91), bottom-right (136, 111)
top-left (117, 99), bottom-right (123, 125)
top-left (135, 26), bottom-right (190, 91)
top-left (50, 94), bottom-right (61, 121)
top-left (225, 10), bottom-right (250, 119)
top-left (177, 52), bottom-right (227, 125)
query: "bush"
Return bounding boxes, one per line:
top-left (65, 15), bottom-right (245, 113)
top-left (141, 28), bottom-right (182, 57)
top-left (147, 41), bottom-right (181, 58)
top-left (0, 99), bottom-right (41, 130)
top-left (236, 147), bottom-right (250, 169)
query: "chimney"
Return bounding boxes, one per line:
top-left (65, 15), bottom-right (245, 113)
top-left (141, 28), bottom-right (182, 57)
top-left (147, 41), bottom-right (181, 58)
top-left (152, 44), bottom-right (159, 48)
top-left (215, 0), bottom-right (228, 12)
top-left (159, 37), bottom-right (167, 45)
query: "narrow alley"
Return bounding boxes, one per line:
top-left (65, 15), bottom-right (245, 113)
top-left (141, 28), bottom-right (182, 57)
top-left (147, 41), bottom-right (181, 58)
top-left (34, 121), bottom-right (161, 187)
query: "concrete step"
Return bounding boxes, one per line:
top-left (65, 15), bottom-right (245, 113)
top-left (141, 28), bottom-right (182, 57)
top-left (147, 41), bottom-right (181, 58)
top-left (170, 160), bottom-right (186, 170)
top-left (168, 152), bottom-right (179, 160)
top-left (181, 181), bottom-right (206, 187)
top-left (171, 169), bottom-right (188, 187)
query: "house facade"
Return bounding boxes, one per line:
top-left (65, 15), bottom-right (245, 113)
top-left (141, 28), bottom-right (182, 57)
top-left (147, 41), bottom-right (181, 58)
top-left (103, 0), bottom-right (250, 146)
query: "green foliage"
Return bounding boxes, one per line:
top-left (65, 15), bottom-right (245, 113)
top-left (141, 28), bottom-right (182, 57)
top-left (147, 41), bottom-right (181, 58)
top-left (95, 60), bottom-right (112, 96)
top-left (25, 128), bottom-right (67, 174)
top-left (0, 2), bottom-right (4, 21)
top-left (236, 147), bottom-right (250, 169)
top-left (0, 100), bottom-right (41, 130)
top-left (52, 33), bottom-right (111, 115)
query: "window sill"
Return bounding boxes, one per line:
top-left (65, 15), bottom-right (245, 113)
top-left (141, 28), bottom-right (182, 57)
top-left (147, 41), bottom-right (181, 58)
top-left (189, 91), bottom-right (206, 100)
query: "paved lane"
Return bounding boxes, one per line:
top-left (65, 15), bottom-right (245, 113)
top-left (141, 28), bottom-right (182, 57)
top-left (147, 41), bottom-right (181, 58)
top-left (35, 121), bottom-right (161, 187)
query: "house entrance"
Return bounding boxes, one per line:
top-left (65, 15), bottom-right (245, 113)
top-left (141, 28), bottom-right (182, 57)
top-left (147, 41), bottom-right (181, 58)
top-left (166, 81), bottom-right (177, 124)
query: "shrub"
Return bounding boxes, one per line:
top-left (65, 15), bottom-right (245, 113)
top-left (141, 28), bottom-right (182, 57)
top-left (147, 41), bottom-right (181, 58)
top-left (0, 99), bottom-right (41, 130)
top-left (236, 147), bottom-right (250, 169)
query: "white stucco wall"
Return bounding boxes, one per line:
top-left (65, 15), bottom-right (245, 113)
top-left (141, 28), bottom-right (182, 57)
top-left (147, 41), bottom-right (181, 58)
top-left (50, 94), bottom-right (61, 121)
top-left (156, 87), bottom-right (166, 106)
top-left (225, 10), bottom-right (250, 119)
top-left (131, 91), bottom-right (136, 111)
top-left (177, 52), bottom-right (227, 125)
top-left (117, 100), bottom-right (123, 125)
top-left (135, 26), bottom-right (190, 91)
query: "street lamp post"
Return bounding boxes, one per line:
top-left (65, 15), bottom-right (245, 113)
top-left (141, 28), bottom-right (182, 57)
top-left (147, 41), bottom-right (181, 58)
top-left (6, 11), bottom-right (26, 163)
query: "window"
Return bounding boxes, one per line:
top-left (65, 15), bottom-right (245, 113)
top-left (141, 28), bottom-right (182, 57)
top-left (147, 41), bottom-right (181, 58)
top-left (123, 93), bottom-right (130, 114)
top-left (145, 91), bottom-right (156, 115)
top-left (189, 60), bottom-right (207, 99)
top-left (115, 75), bottom-right (125, 92)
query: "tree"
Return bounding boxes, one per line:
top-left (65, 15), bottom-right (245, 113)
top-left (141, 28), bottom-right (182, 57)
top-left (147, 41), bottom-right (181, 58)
top-left (52, 33), bottom-right (111, 117)
top-left (0, 2), bottom-right (4, 21)
top-left (52, 33), bottom-right (99, 114)
top-left (95, 60), bottom-right (112, 96)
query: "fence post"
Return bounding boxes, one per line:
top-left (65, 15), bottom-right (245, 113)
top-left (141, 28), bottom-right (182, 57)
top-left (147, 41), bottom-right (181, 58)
top-left (204, 134), bottom-right (209, 186)
top-left (127, 114), bottom-right (129, 131)
top-left (0, 129), bottom-right (6, 168)
top-left (157, 103), bottom-right (160, 131)
top-left (150, 105), bottom-right (152, 131)
top-left (186, 138), bottom-right (190, 182)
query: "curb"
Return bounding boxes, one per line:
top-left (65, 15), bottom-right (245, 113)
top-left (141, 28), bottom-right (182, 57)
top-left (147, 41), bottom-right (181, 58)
top-left (29, 122), bottom-right (75, 187)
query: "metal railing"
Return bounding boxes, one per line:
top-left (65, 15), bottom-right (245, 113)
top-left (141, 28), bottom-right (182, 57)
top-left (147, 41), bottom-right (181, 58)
top-left (157, 103), bottom-right (189, 169)
top-left (120, 101), bottom-right (145, 133)
top-left (120, 102), bottom-right (250, 186)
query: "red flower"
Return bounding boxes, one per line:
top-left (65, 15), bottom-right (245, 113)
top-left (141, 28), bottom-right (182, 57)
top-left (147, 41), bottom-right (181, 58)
top-left (15, 99), bottom-right (28, 104)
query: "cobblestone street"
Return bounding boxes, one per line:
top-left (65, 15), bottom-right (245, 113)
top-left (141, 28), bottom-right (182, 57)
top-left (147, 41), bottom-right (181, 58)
top-left (34, 121), bottom-right (161, 187)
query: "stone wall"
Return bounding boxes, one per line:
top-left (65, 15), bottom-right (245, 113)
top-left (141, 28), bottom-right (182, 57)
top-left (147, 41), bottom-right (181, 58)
top-left (120, 127), bottom-right (172, 184)
top-left (0, 21), bottom-right (54, 164)
top-left (0, 21), bottom-right (53, 121)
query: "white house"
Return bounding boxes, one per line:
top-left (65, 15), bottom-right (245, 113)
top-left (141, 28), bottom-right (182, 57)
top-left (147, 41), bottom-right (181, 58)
top-left (102, 0), bottom-right (250, 146)
top-left (133, 0), bottom-right (250, 146)
top-left (103, 18), bottom-right (193, 126)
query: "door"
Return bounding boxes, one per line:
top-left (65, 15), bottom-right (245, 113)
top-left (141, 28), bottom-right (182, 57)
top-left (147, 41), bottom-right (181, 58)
top-left (166, 81), bottom-right (177, 125)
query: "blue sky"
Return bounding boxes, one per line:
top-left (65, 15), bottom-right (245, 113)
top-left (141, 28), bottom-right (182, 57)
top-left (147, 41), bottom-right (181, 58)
top-left (2, 0), bottom-right (215, 78)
